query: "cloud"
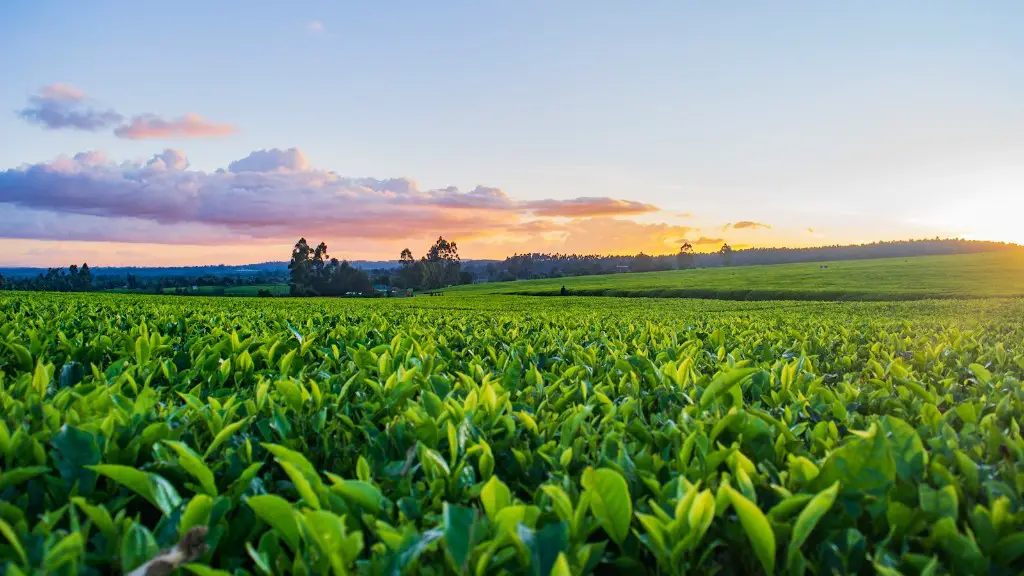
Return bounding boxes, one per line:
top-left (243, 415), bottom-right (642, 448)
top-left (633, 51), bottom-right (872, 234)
top-left (146, 149), bottom-right (189, 171)
top-left (806, 227), bottom-right (815, 233)
top-left (523, 197), bottom-right (659, 217)
top-left (0, 148), bottom-right (662, 249)
top-left (17, 84), bottom-right (123, 131)
top-left (307, 21), bottom-right (326, 33)
top-left (114, 113), bottom-right (237, 140)
top-left (728, 220), bottom-right (771, 230)
top-left (228, 148), bottom-right (310, 172)
top-left (17, 84), bottom-right (233, 140)
top-left (693, 236), bottom-right (725, 245)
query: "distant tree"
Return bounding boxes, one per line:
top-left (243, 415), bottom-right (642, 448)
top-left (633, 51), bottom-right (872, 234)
top-left (396, 249), bottom-right (423, 289)
top-left (459, 270), bottom-right (473, 285)
top-left (560, 285), bottom-right (568, 296)
top-left (719, 243), bottom-right (734, 266)
top-left (677, 242), bottom-right (695, 269)
top-left (400, 248), bottom-right (415, 267)
top-left (288, 238), bottom-right (314, 296)
top-left (0, 273), bottom-right (5, 290)
top-left (632, 252), bottom-right (654, 272)
top-left (423, 236), bottom-right (461, 288)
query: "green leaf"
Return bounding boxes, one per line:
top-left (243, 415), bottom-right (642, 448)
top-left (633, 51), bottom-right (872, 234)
top-left (180, 494), bottom-right (215, 535)
top-left (51, 425), bottom-right (101, 494)
top-left (121, 523), bottom-right (159, 574)
top-left (356, 455), bottom-right (371, 482)
top-left (5, 342), bottom-right (32, 371)
top-left (993, 532), bottom-right (1024, 566)
top-left (329, 479), bottom-right (384, 513)
top-left (787, 482), bottom-right (839, 569)
top-left (480, 476), bottom-right (511, 520)
top-left (72, 497), bottom-right (116, 539)
top-left (164, 440), bottom-right (218, 496)
top-left (88, 465), bottom-right (181, 516)
top-left (32, 361), bottom-right (50, 396)
top-left (582, 467), bottom-right (632, 545)
top-left (247, 495), bottom-right (300, 551)
top-left (203, 419), bottom-right (247, 459)
top-left (0, 517), bottom-right (27, 566)
top-left (0, 466), bottom-right (48, 491)
top-left (44, 532), bottom-right (83, 572)
top-left (443, 502), bottom-right (478, 571)
top-left (919, 484), bottom-right (958, 520)
top-left (700, 368), bottom-right (758, 408)
top-left (550, 553), bottom-right (572, 576)
top-left (277, 461), bottom-right (321, 510)
top-left (184, 565), bottom-right (234, 576)
top-left (723, 485), bottom-right (775, 575)
top-left (517, 521), bottom-right (569, 576)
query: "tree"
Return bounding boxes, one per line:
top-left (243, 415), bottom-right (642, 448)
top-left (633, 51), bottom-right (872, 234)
top-left (459, 270), bottom-right (473, 285)
top-left (400, 248), bottom-right (415, 267)
top-left (288, 238), bottom-right (313, 296)
top-left (632, 252), bottom-right (654, 272)
top-left (288, 238), bottom-right (373, 296)
top-left (396, 249), bottom-right (423, 289)
top-left (0, 273), bottom-right (5, 290)
top-left (719, 243), bottom-right (734, 266)
top-left (422, 236), bottom-right (461, 289)
top-left (677, 242), bottom-right (695, 269)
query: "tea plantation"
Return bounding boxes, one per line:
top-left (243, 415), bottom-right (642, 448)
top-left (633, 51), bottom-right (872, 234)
top-left (1, 292), bottom-right (1023, 575)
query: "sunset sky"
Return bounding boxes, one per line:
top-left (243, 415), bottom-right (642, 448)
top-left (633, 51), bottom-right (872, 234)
top-left (1, 1), bottom-right (1022, 266)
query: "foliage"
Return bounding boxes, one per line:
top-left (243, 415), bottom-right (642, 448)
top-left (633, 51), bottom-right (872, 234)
top-left (288, 238), bottom-right (373, 297)
top-left (396, 237), bottom-right (462, 291)
top-left (0, 292), bottom-right (1023, 574)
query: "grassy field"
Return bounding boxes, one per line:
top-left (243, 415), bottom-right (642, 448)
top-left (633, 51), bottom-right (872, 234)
top-left (1, 290), bottom-right (1023, 573)
top-left (106, 283), bottom-right (290, 296)
top-left (450, 251), bottom-right (1024, 300)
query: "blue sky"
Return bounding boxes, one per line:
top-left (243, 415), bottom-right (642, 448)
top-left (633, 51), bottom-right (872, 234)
top-left (1, 1), bottom-right (1022, 265)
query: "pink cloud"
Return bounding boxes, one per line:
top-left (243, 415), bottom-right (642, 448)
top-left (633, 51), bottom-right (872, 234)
top-left (114, 113), bottom-right (237, 140)
top-left (0, 148), bottom-right (666, 251)
top-left (18, 84), bottom-right (123, 131)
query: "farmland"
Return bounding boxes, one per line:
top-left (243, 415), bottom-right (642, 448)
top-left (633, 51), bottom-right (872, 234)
top-left (451, 252), bottom-right (1024, 300)
top-left (1, 291), bottom-right (1023, 574)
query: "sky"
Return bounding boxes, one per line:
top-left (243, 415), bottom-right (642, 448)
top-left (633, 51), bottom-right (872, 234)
top-left (1, 0), bottom-right (1022, 266)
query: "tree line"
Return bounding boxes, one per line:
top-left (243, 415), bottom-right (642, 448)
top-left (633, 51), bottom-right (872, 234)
top-left (481, 238), bottom-right (1015, 281)
top-left (286, 236), bottom-right (472, 296)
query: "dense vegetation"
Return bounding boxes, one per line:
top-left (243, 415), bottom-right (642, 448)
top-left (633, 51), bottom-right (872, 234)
top-left (486, 239), bottom-right (1021, 281)
top-left (1, 292), bottom-right (1022, 574)
top-left (452, 252), bottom-right (1024, 301)
top-left (3, 238), bottom-right (1017, 296)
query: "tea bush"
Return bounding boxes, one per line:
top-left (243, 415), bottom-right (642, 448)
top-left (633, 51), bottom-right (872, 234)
top-left (1, 293), bottom-right (1023, 575)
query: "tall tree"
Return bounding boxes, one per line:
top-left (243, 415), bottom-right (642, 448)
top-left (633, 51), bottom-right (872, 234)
top-left (677, 242), bottom-right (695, 269)
top-left (424, 236), bottom-right (461, 288)
top-left (719, 243), bottom-right (734, 266)
top-left (288, 238), bottom-right (313, 296)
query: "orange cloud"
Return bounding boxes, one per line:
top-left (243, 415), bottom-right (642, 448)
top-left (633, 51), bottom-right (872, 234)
top-left (114, 113), bottom-right (237, 140)
top-left (693, 236), bottom-right (725, 245)
top-left (524, 197), bottom-right (659, 217)
top-left (728, 221), bottom-right (771, 230)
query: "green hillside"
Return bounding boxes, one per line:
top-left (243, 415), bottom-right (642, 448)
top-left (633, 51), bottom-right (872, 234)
top-left (448, 251), bottom-right (1024, 300)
